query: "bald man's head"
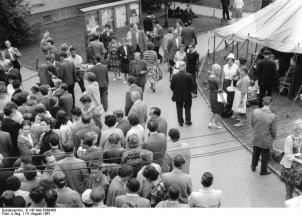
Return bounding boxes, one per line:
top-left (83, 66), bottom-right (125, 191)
top-left (131, 91), bottom-right (141, 103)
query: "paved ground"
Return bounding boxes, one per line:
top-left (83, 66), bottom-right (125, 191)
top-left (20, 58), bottom-right (286, 207)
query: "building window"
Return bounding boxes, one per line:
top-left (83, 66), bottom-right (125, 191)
top-left (43, 15), bottom-right (53, 24)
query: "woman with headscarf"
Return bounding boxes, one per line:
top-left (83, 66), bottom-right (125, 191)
top-left (222, 53), bottom-right (240, 117)
top-left (280, 120), bottom-right (302, 200)
top-left (208, 64), bottom-right (226, 129)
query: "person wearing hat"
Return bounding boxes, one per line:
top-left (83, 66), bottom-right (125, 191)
top-left (82, 72), bottom-right (101, 107)
top-left (53, 172), bottom-right (84, 207)
top-left (222, 53), bottom-right (240, 117)
top-left (255, 49), bottom-right (276, 108)
top-left (251, 96), bottom-right (276, 175)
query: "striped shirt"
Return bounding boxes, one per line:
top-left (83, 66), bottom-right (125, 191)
top-left (143, 50), bottom-right (158, 64)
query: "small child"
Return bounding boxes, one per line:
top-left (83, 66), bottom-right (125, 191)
top-left (233, 0), bottom-right (244, 20)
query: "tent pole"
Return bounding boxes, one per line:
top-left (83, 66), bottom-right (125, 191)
top-left (213, 36), bottom-right (216, 64)
top-left (246, 39), bottom-right (250, 61)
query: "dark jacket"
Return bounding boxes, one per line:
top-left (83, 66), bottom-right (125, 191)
top-left (38, 130), bottom-right (60, 156)
top-left (59, 91), bottom-right (73, 117)
top-left (256, 58), bottom-right (276, 87)
top-left (38, 63), bottom-right (53, 86)
top-left (221, 0), bottom-right (230, 6)
top-left (143, 16), bottom-right (155, 32)
top-left (8, 68), bottom-right (22, 82)
top-left (129, 60), bottom-right (148, 87)
top-left (11, 89), bottom-right (28, 106)
top-left (90, 63), bottom-right (109, 88)
top-left (170, 70), bottom-right (194, 102)
top-left (59, 60), bottom-right (75, 86)
top-left (100, 30), bottom-right (114, 50)
top-left (182, 8), bottom-right (195, 24)
top-left (1, 118), bottom-right (21, 156)
top-left (181, 26), bottom-right (197, 46)
top-left (117, 45), bottom-right (134, 73)
top-left (186, 50), bottom-right (199, 75)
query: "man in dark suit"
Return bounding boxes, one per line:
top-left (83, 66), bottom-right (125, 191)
top-left (0, 154), bottom-right (13, 195)
top-left (181, 3), bottom-right (195, 25)
top-left (0, 116), bottom-right (13, 168)
top-left (59, 52), bottom-right (76, 108)
top-left (128, 91), bottom-right (148, 128)
top-left (1, 105), bottom-right (21, 157)
top-left (221, 0), bottom-right (231, 20)
top-left (117, 38), bottom-right (134, 83)
top-left (129, 52), bottom-right (148, 93)
top-left (167, 31), bottom-right (182, 79)
top-left (90, 56), bottom-right (109, 112)
top-left (11, 79), bottom-right (27, 106)
top-left (181, 20), bottom-right (197, 50)
top-left (143, 12), bottom-right (156, 39)
top-left (7, 62), bottom-right (22, 83)
top-left (125, 76), bottom-right (143, 116)
top-left (100, 24), bottom-right (114, 59)
top-left (38, 55), bottom-right (54, 87)
top-left (186, 44), bottom-right (199, 97)
top-left (151, 20), bottom-right (164, 62)
top-left (143, 120), bottom-right (167, 171)
top-left (251, 96), bottom-right (276, 175)
top-left (58, 83), bottom-right (73, 118)
top-left (255, 50), bottom-right (276, 108)
top-left (170, 62), bottom-right (195, 126)
top-left (132, 24), bottom-right (147, 53)
top-left (4, 40), bottom-right (22, 70)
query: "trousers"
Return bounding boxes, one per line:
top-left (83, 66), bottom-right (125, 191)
top-left (67, 84), bottom-right (75, 108)
top-left (99, 87), bottom-right (108, 111)
top-left (251, 146), bottom-right (270, 173)
top-left (168, 59), bottom-right (175, 78)
top-left (259, 85), bottom-right (272, 108)
top-left (222, 4), bottom-right (230, 19)
top-left (176, 99), bottom-right (192, 124)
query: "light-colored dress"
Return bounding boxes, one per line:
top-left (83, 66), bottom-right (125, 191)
top-left (143, 50), bottom-right (160, 83)
top-left (174, 51), bottom-right (187, 63)
top-left (232, 75), bottom-right (250, 114)
top-left (82, 81), bottom-right (101, 106)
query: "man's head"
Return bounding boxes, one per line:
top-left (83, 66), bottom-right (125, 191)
top-left (48, 136), bottom-right (60, 148)
top-left (44, 189), bottom-right (58, 207)
top-left (59, 51), bottom-right (68, 61)
top-left (53, 172), bottom-right (66, 189)
top-left (81, 134), bottom-right (94, 149)
top-left (27, 94), bottom-right (37, 106)
top-left (143, 165), bottom-right (159, 182)
top-left (40, 117), bottom-right (51, 133)
top-left (187, 3), bottom-right (191, 9)
top-left (104, 114), bottom-right (117, 128)
top-left (1, 191), bottom-right (15, 207)
top-left (117, 164), bottom-right (133, 182)
top-left (127, 76), bottom-right (136, 85)
top-left (133, 23), bottom-right (138, 31)
top-left (173, 155), bottom-right (186, 169)
top-left (59, 83), bottom-right (68, 92)
top-left (39, 85), bottom-right (49, 96)
top-left (263, 50), bottom-right (271, 59)
top-left (69, 47), bottom-right (77, 58)
top-left (49, 97), bottom-right (59, 107)
top-left (149, 107), bottom-right (161, 120)
top-left (263, 96), bottom-right (272, 106)
top-left (94, 55), bottom-right (102, 63)
top-left (81, 112), bottom-right (92, 124)
top-left (126, 178), bottom-right (140, 194)
top-left (4, 105), bottom-right (14, 118)
top-left (71, 107), bottom-right (82, 121)
top-left (130, 91), bottom-right (141, 103)
top-left (43, 152), bottom-right (56, 169)
top-left (29, 186), bottom-right (45, 204)
top-left (5, 40), bottom-right (11, 48)
top-left (90, 187), bottom-right (105, 204)
top-left (113, 109), bottom-right (124, 122)
top-left (12, 80), bottom-right (21, 90)
top-left (24, 164), bottom-right (37, 181)
top-left (43, 30), bottom-right (50, 38)
top-left (127, 113), bottom-right (139, 126)
top-left (201, 172), bottom-right (213, 188)
top-left (80, 95), bottom-right (92, 109)
top-left (30, 84), bottom-right (40, 94)
top-left (168, 128), bottom-right (180, 142)
top-left (147, 120), bottom-right (158, 133)
top-left (62, 141), bottom-right (74, 153)
top-left (168, 185), bottom-right (181, 201)
top-left (134, 52), bottom-right (141, 60)
top-left (187, 20), bottom-right (192, 26)
top-left (188, 43), bottom-right (195, 52)
top-left (6, 176), bottom-right (21, 191)
top-left (173, 30), bottom-right (178, 38)
top-left (127, 134), bottom-right (140, 149)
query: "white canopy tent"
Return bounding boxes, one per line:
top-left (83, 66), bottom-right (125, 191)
top-left (214, 0), bottom-right (302, 54)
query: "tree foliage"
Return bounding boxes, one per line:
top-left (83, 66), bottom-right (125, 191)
top-left (0, 0), bottom-right (41, 48)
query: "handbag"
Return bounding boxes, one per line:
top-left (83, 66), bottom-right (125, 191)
top-left (226, 80), bottom-right (236, 92)
top-left (217, 92), bottom-right (227, 103)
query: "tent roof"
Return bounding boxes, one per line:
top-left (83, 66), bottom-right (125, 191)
top-left (214, 0), bottom-right (302, 53)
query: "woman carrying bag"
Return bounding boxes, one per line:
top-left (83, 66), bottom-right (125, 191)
top-left (231, 67), bottom-right (250, 127)
top-left (222, 53), bottom-right (240, 118)
top-left (208, 64), bottom-right (227, 129)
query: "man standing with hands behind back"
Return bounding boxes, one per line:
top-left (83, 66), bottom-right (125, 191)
top-left (251, 96), bottom-right (276, 175)
top-left (170, 62), bottom-right (195, 127)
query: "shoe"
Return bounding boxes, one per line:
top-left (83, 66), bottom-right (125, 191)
top-left (123, 81), bottom-right (127, 84)
top-left (250, 165), bottom-right (256, 172)
top-left (227, 18), bottom-right (232, 20)
top-left (234, 122), bottom-right (244, 127)
top-left (153, 88), bottom-right (155, 93)
top-left (260, 170), bottom-right (272, 176)
top-left (208, 123), bottom-right (213, 129)
top-left (118, 76), bottom-right (122, 80)
top-left (179, 123), bottom-right (184, 126)
top-left (185, 122), bottom-right (192, 126)
top-left (113, 78), bottom-right (117, 82)
top-left (213, 124), bottom-right (222, 129)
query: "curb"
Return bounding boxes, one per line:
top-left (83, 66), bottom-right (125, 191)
top-left (197, 84), bottom-right (302, 196)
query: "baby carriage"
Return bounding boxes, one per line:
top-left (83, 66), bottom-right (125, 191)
top-left (246, 80), bottom-right (259, 107)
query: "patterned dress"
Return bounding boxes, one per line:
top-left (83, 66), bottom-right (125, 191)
top-left (280, 135), bottom-right (302, 186)
top-left (143, 50), bottom-right (160, 83)
top-left (108, 42), bottom-right (121, 73)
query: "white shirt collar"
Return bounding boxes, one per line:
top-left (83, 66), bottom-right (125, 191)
top-left (133, 100), bottom-right (141, 105)
top-left (126, 193), bottom-right (139, 197)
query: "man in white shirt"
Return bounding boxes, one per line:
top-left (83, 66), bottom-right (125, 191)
top-left (68, 47), bottom-right (85, 93)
